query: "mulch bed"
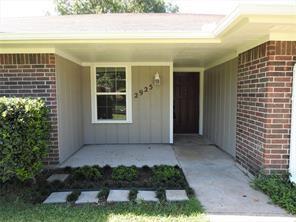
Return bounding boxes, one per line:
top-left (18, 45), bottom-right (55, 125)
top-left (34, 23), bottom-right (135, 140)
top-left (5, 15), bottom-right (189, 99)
top-left (1, 165), bottom-right (192, 204)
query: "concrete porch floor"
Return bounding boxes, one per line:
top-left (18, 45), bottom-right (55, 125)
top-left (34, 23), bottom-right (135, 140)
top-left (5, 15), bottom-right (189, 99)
top-left (59, 144), bottom-right (179, 167)
top-left (59, 135), bottom-right (294, 220)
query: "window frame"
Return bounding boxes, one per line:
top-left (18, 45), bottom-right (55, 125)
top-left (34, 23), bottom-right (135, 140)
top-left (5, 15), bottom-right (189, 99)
top-left (91, 64), bottom-right (132, 124)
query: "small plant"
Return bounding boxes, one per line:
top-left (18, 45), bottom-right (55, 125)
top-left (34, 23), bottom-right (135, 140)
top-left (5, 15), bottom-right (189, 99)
top-left (186, 187), bottom-right (195, 198)
top-left (152, 165), bottom-right (182, 184)
top-left (128, 188), bottom-right (138, 202)
top-left (112, 166), bottom-right (138, 181)
top-left (97, 187), bottom-right (110, 201)
top-left (156, 188), bottom-right (166, 203)
top-left (66, 190), bottom-right (81, 203)
top-left (49, 180), bottom-right (65, 191)
top-left (73, 166), bottom-right (102, 181)
top-left (253, 174), bottom-right (296, 214)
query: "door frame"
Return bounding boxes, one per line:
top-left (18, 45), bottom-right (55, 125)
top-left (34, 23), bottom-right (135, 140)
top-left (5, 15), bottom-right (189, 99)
top-left (173, 67), bottom-right (204, 136)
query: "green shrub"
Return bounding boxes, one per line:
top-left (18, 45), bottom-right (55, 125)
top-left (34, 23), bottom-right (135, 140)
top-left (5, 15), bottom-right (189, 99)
top-left (66, 190), bottom-right (81, 203)
top-left (253, 174), bottom-right (296, 214)
top-left (186, 187), bottom-right (195, 198)
top-left (0, 97), bottom-right (50, 183)
top-left (156, 188), bottom-right (166, 202)
top-left (73, 166), bottom-right (102, 181)
top-left (97, 187), bottom-right (109, 201)
top-left (128, 188), bottom-right (138, 202)
top-left (112, 166), bottom-right (138, 181)
top-left (152, 165), bottom-right (182, 183)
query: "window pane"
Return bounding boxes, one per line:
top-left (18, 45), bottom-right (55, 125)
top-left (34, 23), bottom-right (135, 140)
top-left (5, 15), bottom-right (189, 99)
top-left (115, 68), bottom-right (126, 92)
top-left (97, 95), bottom-right (126, 120)
top-left (116, 80), bottom-right (126, 93)
top-left (96, 67), bottom-right (115, 92)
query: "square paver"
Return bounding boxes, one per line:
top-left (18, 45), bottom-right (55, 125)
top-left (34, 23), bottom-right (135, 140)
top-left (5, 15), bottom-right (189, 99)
top-left (75, 191), bottom-right (99, 204)
top-left (166, 190), bottom-right (189, 201)
top-left (137, 191), bottom-right (158, 202)
top-left (47, 174), bottom-right (69, 183)
top-left (43, 191), bottom-right (72, 204)
top-left (107, 190), bottom-right (129, 202)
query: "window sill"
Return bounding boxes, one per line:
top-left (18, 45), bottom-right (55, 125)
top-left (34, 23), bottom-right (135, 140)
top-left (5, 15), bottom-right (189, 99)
top-left (92, 120), bottom-right (133, 124)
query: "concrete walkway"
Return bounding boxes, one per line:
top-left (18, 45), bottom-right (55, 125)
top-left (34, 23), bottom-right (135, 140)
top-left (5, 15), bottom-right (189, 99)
top-left (173, 135), bottom-right (295, 221)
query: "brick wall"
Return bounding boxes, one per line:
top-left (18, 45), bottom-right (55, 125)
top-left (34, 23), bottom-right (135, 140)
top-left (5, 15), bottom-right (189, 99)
top-left (0, 54), bottom-right (59, 165)
top-left (237, 41), bottom-right (296, 174)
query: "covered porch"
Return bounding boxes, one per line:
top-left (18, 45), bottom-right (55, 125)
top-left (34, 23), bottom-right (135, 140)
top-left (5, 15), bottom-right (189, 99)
top-left (1, 8), bottom-right (295, 177)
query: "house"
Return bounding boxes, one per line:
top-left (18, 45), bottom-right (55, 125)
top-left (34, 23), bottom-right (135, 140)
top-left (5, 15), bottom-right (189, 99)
top-left (0, 4), bottom-right (295, 180)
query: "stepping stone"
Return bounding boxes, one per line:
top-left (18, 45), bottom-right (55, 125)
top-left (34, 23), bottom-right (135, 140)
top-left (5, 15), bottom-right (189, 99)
top-left (166, 190), bottom-right (189, 201)
top-left (47, 174), bottom-right (69, 183)
top-left (43, 191), bottom-right (71, 204)
top-left (75, 191), bottom-right (99, 204)
top-left (107, 190), bottom-right (129, 202)
top-left (137, 191), bottom-right (158, 202)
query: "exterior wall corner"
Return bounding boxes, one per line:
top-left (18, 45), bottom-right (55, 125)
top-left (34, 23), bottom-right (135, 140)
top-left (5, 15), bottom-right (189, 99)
top-left (236, 41), bottom-right (296, 175)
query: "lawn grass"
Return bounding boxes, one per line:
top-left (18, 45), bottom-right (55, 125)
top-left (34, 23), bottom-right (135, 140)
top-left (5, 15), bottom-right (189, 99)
top-left (253, 174), bottom-right (296, 214)
top-left (0, 197), bottom-right (206, 222)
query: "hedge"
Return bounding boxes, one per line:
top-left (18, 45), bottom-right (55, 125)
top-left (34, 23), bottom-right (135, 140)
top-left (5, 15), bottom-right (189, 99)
top-left (0, 97), bottom-right (50, 183)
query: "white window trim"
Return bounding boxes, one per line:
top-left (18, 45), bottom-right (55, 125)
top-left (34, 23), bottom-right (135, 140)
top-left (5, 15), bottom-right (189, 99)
top-left (91, 64), bottom-right (132, 124)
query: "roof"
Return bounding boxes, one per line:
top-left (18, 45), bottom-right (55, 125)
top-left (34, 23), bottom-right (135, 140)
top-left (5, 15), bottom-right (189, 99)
top-left (0, 14), bottom-right (225, 34)
top-left (0, 4), bottom-right (295, 68)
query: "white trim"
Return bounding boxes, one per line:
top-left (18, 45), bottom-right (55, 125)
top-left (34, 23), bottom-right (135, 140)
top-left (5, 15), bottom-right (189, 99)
top-left (126, 65), bottom-right (133, 125)
top-left (173, 67), bottom-right (204, 72)
top-left (0, 39), bottom-right (221, 44)
top-left (0, 47), bottom-right (55, 53)
top-left (90, 66), bottom-right (97, 124)
top-left (269, 33), bottom-right (296, 41)
top-left (91, 64), bottom-right (132, 124)
top-left (290, 64), bottom-right (296, 183)
top-left (55, 49), bottom-right (82, 66)
top-left (0, 32), bottom-right (216, 40)
top-left (205, 52), bottom-right (238, 70)
top-left (169, 62), bottom-right (174, 144)
top-left (204, 35), bottom-right (269, 70)
top-left (82, 61), bottom-right (173, 67)
top-left (236, 36), bottom-right (270, 55)
top-left (199, 70), bottom-right (204, 135)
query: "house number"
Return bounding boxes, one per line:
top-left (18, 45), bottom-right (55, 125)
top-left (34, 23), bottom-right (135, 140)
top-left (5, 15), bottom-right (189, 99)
top-left (134, 84), bottom-right (153, 98)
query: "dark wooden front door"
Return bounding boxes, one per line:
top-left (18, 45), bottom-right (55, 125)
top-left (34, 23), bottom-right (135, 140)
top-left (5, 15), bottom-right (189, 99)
top-left (174, 72), bottom-right (199, 134)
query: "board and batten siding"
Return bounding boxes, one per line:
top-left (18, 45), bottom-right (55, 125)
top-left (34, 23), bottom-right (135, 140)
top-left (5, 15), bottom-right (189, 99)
top-left (82, 66), bottom-right (170, 144)
top-left (56, 55), bottom-right (84, 162)
top-left (204, 58), bottom-right (237, 157)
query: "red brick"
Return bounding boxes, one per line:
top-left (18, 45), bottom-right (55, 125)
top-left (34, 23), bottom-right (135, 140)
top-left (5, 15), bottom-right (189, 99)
top-left (237, 41), bottom-right (295, 175)
top-left (0, 53), bottom-right (59, 165)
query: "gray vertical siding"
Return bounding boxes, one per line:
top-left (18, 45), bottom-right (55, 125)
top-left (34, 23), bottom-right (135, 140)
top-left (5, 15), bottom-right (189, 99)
top-left (82, 66), bottom-right (170, 144)
top-left (204, 58), bottom-right (237, 156)
top-left (56, 56), bottom-right (84, 162)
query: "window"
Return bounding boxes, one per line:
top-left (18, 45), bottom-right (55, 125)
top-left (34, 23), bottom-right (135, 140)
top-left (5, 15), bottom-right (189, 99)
top-left (91, 65), bottom-right (132, 123)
